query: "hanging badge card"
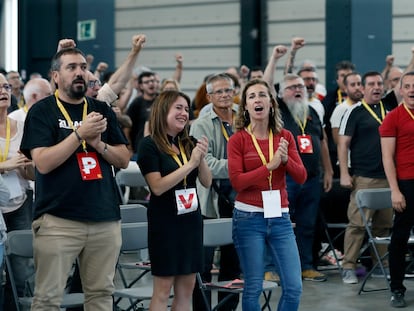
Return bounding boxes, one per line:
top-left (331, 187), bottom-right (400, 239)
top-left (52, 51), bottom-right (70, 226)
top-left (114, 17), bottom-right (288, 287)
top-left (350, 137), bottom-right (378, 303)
top-left (262, 190), bottom-right (282, 218)
top-left (76, 152), bottom-right (103, 180)
top-left (175, 188), bottom-right (198, 215)
top-left (297, 135), bottom-right (313, 154)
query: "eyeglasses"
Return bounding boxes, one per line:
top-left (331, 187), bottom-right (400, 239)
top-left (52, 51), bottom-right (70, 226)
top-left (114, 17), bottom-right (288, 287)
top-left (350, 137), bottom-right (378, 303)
top-left (210, 88), bottom-right (234, 96)
top-left (0, 83), bottom-right (12, 92)
top-left (9, 76), bottom-right (22, 81)
top-left (141, 79), bottom-right (155, 85)
top-left (302, 77), bottom-right (317, 82)
top-left (284, 84), bottom-right (305, 91)
top-left (88, 80), bottom-right (102, 88)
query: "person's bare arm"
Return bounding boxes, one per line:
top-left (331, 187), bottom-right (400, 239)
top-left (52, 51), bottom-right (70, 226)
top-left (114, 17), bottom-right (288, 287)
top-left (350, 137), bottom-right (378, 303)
top-left (284, 37), bottom-right (305, 75)
top-left (172, 53), bottom-right (183, 83)
top-left (263, 45), bottom-right (288, 98)
top-left (381, 55), bottom-right (394, 83)
top-left (381, 137), bottom-right (406, 212)
top-left (338, 135), bottom-right (352, 188)
top-left (107, 34), bottom-right (146, 95)
top-left (321, 131), bottom-right (333, 192)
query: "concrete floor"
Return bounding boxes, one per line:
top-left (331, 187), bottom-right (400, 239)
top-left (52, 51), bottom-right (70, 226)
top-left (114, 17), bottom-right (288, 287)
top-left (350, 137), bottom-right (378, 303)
top-left (115, 254), bottom-right (414, 311)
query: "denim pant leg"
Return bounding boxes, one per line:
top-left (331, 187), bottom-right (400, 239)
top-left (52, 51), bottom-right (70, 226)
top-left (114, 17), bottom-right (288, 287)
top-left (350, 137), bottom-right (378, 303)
top-left (232, 209), bottom-right (266, 311)
top-left (389, 180), bottom-right (414, 293)
top-left (287, 176), bottom-right (321, 270)
top-left (267, 214), bottom-right (302, 311)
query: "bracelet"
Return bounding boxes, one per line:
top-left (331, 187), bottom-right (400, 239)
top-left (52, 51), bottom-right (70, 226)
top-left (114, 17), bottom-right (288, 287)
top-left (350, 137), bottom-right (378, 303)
top-left (74, 130), bottom-right (84, 144)
top-left (101, 143), bottom-right (108, 155)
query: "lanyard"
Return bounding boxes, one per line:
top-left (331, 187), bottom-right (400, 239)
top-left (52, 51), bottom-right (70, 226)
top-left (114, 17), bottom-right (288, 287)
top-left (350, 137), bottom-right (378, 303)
top-left (337, 89), bottom-right (345, 105)
top-left (55, 90), bottom-right (88, 152)
top-left (220, 115), bottom-right (234, 141)
top-left (0, 118), bottom-right (11, 162)
top-left (361, 100), bottom-right (385, 124)
top-left (403, 103), bottom-right (414, 120)
top-left (171, 139), bottom-right (189, 188)
top-left (247, 124), bottom-right (274, 189)
top-left (221, 122), bottom-right (230, 141)
top-left (294, 110), bottom-right (308, 135)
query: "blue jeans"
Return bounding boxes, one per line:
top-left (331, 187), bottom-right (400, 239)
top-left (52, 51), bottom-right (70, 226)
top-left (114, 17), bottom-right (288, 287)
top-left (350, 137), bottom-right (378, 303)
top-left (287, 175), bottom-right (321, 270)
top-left (233, 209), bottom-right (302, 311)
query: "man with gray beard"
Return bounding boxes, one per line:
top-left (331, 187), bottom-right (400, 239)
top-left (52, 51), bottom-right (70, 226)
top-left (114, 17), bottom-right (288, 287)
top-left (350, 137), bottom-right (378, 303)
top-left (276, 74), bottom-right (333, 282)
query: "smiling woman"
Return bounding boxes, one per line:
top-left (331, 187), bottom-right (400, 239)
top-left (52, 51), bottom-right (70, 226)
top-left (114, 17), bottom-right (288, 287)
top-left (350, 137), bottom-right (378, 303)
top-left (136, 90), bottom-right (212, 311)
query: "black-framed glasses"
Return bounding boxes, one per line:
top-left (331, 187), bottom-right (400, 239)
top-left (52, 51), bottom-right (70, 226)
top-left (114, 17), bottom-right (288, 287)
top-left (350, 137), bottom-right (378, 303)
top-left (0, 83), bottom-right (12, 92)
top-left (88, 80), bottom-right (102, 88)
top-left (284, 84), bottom-right (305, 91)
top-left (210, 88), bottom-right (234, 96)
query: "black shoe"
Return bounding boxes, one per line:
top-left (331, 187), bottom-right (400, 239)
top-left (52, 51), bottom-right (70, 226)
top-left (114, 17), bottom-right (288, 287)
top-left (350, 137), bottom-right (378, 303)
top-left (390, 291), bottom-right (407, 308)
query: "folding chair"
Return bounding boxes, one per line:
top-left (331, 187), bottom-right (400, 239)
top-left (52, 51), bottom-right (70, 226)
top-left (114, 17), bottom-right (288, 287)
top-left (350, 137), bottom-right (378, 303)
top-left (317, 179), bottom-right (349, 271)
top-left (5, 230), bottom-right (84, 311)
top-left (116, 161), bottom-right (149, 205)
top-left (197, 218), bottom-right (278, 311)
top-left (356, 188), bottom-right (414, 295)
top-left (113, 222), bottom-right (154, 311)
top-left (120, 203), bottom-right (148, 223)
top-left (356, 188), bottom-right (393, 294)
top-left (317, 210), bottom-right (346, 271)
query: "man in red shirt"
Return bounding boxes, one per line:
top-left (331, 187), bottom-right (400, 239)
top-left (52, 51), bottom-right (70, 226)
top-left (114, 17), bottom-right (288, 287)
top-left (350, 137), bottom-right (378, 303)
top-left (379, 71), bottom-right (414, 308)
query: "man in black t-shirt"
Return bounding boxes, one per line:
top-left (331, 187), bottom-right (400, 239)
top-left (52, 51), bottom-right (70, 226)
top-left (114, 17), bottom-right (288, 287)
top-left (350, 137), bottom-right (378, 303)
top-left (277, 74), bottom-right (333, 282)
top-left (20, 47), bottom-right (130, 310)
top-left (338, 71), bottom-right (393, 285)
top-left (126, 71), bottom-right (157, 157)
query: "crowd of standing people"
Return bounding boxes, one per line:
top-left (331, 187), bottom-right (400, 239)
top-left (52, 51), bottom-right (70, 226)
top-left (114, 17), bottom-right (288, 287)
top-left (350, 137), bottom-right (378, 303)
top-left (0, 33), bottom-right (414, 311)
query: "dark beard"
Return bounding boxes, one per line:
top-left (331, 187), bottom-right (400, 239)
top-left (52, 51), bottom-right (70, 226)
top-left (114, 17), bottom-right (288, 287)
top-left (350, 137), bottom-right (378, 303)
top-left (69, 82), bottom-right (87, 100)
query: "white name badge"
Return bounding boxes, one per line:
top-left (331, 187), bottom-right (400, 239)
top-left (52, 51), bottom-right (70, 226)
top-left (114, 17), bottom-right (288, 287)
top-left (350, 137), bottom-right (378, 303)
top-left (2, 171), bottom-right (23, 200)
top-left (175, 188), bottom-right (199, 215)
top-left (262, 190), bottom-right (282, 218)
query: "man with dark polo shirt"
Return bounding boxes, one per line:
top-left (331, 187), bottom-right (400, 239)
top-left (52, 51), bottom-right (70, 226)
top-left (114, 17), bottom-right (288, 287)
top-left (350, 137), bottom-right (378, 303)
top-left (338, 71), bottom-right (394, 285)
top-left (20, 47), bottom-right (130, 310)
top-left (277, 74), bottom-right (333, 282)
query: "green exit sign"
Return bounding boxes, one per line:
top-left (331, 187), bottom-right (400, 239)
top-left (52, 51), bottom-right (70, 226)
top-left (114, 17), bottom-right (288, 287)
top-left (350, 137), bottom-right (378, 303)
top-left (77, 20), bottom-right (96, 41)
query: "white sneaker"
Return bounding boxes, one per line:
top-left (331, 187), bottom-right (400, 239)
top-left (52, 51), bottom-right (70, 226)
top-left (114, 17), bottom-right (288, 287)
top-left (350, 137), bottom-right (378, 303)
top-left (342, 269), bottom-right (358, 284)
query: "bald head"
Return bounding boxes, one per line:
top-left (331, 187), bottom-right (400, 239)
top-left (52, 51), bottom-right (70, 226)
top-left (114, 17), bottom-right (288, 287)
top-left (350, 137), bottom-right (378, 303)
top-left (23, 78), bottom-right (52, 108)
top-left (387, 66), bottom-right (403, 90)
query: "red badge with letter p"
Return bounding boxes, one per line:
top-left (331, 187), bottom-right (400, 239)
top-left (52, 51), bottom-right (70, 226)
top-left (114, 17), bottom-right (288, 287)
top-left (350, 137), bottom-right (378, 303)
top-left (76, 152), bottom-right (103, 180)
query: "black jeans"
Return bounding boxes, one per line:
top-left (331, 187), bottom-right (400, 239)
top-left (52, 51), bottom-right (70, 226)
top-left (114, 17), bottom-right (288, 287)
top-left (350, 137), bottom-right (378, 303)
top-left (389, 179), bottom-right (414, 293)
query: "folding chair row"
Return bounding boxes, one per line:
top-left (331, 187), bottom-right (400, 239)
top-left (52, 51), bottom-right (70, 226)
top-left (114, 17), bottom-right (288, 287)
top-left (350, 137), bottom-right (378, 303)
top-left (114, 222), bottom-right (154, 311)
top-left (116, 161), bottom-right (149, 205)
top-left (120, 203), bottom-right (148, 223)
top-left (356, 188), bottom-right (414, 295)
top-left (198, 218), bottom-right (278, 311)
top-left (5, 230), bottom-right (84, 311)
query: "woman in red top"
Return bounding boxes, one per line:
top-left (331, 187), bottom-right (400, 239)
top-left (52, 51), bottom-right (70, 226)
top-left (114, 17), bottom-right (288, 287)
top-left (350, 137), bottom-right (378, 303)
top-left (228, 79), bottom-right (306, 311)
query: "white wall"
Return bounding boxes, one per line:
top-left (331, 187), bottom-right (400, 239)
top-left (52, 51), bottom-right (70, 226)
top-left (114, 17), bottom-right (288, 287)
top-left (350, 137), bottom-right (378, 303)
top-left (114, 0), bottom-right (241, 98)
top-left (392, 0), bottom-right (414, 70)
top-left (267, 0), bottom-right (326, 85)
